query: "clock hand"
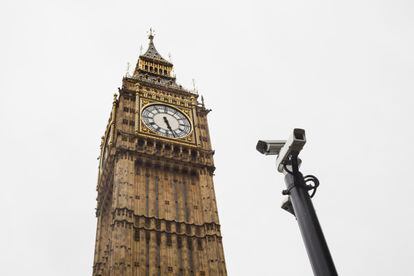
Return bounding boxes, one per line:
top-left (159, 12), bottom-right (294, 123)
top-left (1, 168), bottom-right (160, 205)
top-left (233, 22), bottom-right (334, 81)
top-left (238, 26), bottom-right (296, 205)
top-left (163, 116), bottom-right (176, 137)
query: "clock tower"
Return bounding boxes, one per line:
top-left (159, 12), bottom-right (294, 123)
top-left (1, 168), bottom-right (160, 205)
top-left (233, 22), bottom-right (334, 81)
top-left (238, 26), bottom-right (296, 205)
top-left (93, 32), bottom-right (227, 276)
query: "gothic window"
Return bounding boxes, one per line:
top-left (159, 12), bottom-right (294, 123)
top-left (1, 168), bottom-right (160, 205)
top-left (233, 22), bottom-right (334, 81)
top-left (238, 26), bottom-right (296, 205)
top-left (187, 238), bottom-right (193, 251)
top-left (134, 228), bottom-right (140, 241)
top-left (122, 119), bottom-right (128, 124)
top-left (138, 139), bottom-right (145, 147)
top-left (156, 220), bottom-right (161, 230)
top-left (156, 232), bottom-right (161, 245)
top-left (197, 239), bottom-right (203, 250)
top-left (145, 231), bottom-right (150, 243)
top-left (166, 221), bottom-right (171, 232)
top-left (156, 143), bottom-right (162, 151)
top-left (164, 69), bottom-right (167, 75)
top-left (177, 236), bottom-right (182, 248)
top-left (145, 65), bottom-right (148, 70)
top-left (167, 234), bottom-right (172, 246)
top-left (191, 150), bottom-right (197, 160)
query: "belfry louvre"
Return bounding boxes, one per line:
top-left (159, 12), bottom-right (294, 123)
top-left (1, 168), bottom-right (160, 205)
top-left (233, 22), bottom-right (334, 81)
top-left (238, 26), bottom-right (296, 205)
top-left (92, 32), bottom-right (227, 276)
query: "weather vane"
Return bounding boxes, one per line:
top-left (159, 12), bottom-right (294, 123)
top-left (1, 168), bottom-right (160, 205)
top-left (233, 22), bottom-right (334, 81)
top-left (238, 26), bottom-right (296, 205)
top-left (148, 28), bottom-right (155, 39)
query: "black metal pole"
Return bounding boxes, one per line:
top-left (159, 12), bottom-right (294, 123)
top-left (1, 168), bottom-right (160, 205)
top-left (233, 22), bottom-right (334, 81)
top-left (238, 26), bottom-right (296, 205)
top-left (285, 153), bottom-right (338, 276)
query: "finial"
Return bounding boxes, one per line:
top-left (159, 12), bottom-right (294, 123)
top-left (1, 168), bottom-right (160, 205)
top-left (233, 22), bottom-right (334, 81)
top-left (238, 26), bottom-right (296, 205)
top-left (192, 79), bottom-right (199, 94)
top-left (201, 95), bottom-right (205, 107)
top-left (192, 79), bottom-right (196, 91)
top-left (139, 45), bottom-right (143, 55)
top-left (113, 93), bottom-right (118, 103)
top-left (148, 28), bottom-right (155, 41)
top-left (125, 62), bottom-right (131, 77)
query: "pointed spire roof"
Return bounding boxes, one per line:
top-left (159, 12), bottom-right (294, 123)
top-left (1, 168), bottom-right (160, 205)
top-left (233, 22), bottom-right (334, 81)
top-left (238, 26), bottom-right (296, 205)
top-left (140, 29), bottom-right (173, 66)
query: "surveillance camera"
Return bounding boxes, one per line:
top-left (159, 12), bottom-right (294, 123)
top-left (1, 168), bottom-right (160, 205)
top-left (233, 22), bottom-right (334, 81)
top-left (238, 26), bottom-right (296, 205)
top-left (276, 128), bottom-right (306, 172)
top-left (256, 140), bottom-right (286, 155)
top-left (257, 128), bottom-right (306, 173)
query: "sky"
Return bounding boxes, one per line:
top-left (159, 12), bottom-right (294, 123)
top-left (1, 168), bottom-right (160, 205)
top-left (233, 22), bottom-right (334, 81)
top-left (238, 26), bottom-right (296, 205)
top-left (1, 0), bottom-right (414, 275)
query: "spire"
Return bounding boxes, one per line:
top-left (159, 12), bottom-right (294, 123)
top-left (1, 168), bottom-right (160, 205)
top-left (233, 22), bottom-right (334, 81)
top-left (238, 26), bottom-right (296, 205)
top-left (132, 30), bottom-right (179, 84)
top-left (140, 28), bottom-right (172, 66)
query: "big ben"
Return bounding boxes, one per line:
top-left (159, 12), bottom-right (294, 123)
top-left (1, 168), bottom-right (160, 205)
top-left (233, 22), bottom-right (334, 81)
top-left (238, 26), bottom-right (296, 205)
top-left (93, 31), bottom-right (227, 276)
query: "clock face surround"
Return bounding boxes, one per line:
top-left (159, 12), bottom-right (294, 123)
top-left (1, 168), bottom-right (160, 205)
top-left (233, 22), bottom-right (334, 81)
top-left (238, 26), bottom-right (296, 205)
top-left (141, 104), bottom-right (192, 139)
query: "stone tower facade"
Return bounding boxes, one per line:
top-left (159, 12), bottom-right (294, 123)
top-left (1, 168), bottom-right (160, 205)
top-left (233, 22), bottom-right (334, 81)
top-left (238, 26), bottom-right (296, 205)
top-left (93, 32), bottom-right (227, 276)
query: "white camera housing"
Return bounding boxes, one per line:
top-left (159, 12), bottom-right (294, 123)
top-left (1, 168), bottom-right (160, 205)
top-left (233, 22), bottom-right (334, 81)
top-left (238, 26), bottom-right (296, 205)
top-left (256, 128), bottom-right (306, 173)
top-left (256, 140), bottom-right (286, 155)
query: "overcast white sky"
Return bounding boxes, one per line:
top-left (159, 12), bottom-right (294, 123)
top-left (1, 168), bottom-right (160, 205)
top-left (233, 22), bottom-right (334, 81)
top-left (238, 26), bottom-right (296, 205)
top-left (1, 0), bottom-right (414, 275)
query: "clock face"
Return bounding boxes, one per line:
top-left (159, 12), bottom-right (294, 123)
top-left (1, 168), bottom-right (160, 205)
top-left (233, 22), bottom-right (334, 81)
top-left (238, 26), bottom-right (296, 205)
top-left (141, 104), bottom-right (192, 138)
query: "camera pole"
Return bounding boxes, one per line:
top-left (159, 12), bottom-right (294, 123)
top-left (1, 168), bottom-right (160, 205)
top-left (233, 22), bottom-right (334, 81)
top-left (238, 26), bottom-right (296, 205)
top-left (285, 152), bottom-right (337, 276)
top-left (257, 129), bottom-right (337, 275)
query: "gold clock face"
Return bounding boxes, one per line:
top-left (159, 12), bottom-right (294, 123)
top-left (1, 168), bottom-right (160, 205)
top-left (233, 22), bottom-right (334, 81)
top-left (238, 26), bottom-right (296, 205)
top-left (141, 104), bottom-right (192, 138)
